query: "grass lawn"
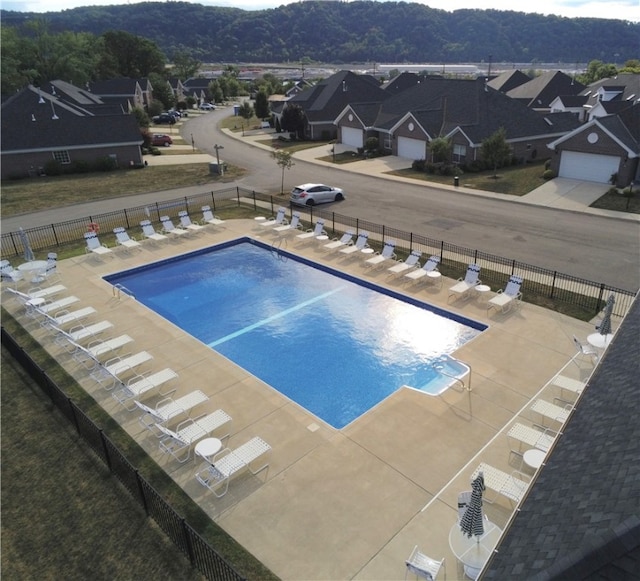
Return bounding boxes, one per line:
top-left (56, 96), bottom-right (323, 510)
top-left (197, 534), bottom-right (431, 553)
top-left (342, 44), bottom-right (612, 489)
top-left (388, 162), bottom-right (550, 196)
top-left (0, 164), bottom-right (246, 218)
top-left (0, 345), bottom-right (205, 580)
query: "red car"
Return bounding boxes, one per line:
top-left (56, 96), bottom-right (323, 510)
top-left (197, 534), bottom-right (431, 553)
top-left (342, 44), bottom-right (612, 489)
top-left (151, 134), bottom-right (173, 147)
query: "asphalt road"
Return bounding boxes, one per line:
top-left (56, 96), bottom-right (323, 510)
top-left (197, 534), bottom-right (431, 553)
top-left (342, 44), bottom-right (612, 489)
top-left (3, 107), bottom-right (639, 292)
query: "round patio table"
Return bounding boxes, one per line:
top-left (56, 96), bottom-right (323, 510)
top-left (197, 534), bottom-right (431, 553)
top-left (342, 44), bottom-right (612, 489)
top-left (18, 260), bottom-right (48, 283)
top-left (587, 333), bottom-right (613, 349)
top-left (449, 520), bottom-right (503, 580)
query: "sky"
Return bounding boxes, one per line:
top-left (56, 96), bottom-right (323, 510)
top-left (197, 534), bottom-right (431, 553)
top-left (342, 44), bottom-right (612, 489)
top-left (1, 0), bottom-right (638, 22)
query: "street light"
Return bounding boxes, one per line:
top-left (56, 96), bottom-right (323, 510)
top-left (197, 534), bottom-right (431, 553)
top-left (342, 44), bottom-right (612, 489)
top-left (213, 144), bottom-right (224, 175)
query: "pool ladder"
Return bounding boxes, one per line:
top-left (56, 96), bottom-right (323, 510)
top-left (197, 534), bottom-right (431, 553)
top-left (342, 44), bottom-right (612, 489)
top-left (112, 283), bottom-right (135, 301)
top-left (271, 237), bottom-right (288, 259)
top-left (434, 363), bottom-right (472, 392)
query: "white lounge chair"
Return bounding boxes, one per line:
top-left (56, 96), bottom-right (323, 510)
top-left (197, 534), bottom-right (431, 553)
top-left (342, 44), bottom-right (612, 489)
top-left (404, 255), bottom-right (441, 285)
top-left (323, 231), bottom-right (354, 251)
top-left (112, 368), bottom-right (179, 410)
top-left (339, 232), bottom-right (369, 257)
top-left (84, 232), bottom-right (113, 257)
top-left (195, 436), bottom-right (271, 496)
top-left (37, 295), bottom-right (79, 314)
top-left (273, 211), bottom-right (302, 235)
top-left (90, 350), bottom-right (154, 390)
top-left (364, 240), bottom-right (397, 269)
top-left (157, 409), bottom-right (233, 463)
top-left (487, 275), bottom-right (523, 314)
top-left (472, 462), bottom-right (530, 506)
top-left (296, 218), bottom-right (326, 243)
top-left (259, 207), bottom-right (287, 228)
top-left (51, 320), bottom-right (114, 351)
top-left (551, 374), bottom-right (585, 405)
top-left (5, 284), bottom-right (66, 303)
top-left (529, 398), bottom-right (572, 428)
top-left (572, 335), bottom-right (599, 366)
top-left (201, 205), bottom-right (225, 226)
top-left (178, 210), bottom-right (205, 233)
top-left (448, 263), bottom-right (481, 302)
top-left (405, 545), bottom-right (445, 581)
top-left (39, 306), bottom-right (97, 328)
top-left (68, 334), bottom-right (134, 370)
top-left (387, 250), bottom-right (422, 276)
top-left (507, 422), bottom-right (557, 466)
top-left (113, 227), bottom-right (142, 251)
top-left (134, 389), bottom-right (209, 435)
top-left (160, 215), bottom-right (188, 237)
top-left (140, 220), bottom-right (168, 242)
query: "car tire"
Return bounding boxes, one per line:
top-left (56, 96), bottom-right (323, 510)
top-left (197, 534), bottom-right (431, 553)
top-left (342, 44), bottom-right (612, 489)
top-left (163, 142), bottom-right (170, 147)
top-left (306, 199), bottom-right (315, 206)
top-left (335, 193), bottom-right (344, 201)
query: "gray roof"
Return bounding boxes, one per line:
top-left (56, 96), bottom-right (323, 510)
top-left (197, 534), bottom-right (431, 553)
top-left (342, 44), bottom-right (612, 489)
top-left (367, 77), bottom-right (580, 142)
top-left (1, 86), bottom-right (142, 152)
top-left (507, 71), bottom-right (585, 108)
top-left (582, 74), bottom-right (640, 110)
top-left (487, 69), bottom-right (532, 93)
top-left (483, 295), bottom-right (640, 580)
top-left (289, 70), bottom-right (386, 123)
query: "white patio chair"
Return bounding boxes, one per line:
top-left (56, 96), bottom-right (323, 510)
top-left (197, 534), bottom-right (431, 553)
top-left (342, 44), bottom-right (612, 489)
top-left (178, 210), bottom-right (205, 233)
top-left (44, 252), bottom-right (61, 282)
top-left (84, 231), bottom-right (113, 257)
top-left (572, 335), bottom-right (599, 366)
top-left (259, 207), bottom-right (287, 228)
top-left (201, 205), bottom-right (225, 226)
top-left (405, 545), bottom-right (445, 580)
top-left (157, 409), bottom-right (233, 463)
top-left (140, 220), bottom-right (168, 243)
top-left (364, 240), bottom-right (397, 269)
top-left (323, 231), bottom-right (354, 251)
top-left (273, 211), bottom-right (302, 235)
top-left (387, 250), bottom-right (422, 277)
top-left (134, 389), bottom-right (209, 435)
top-left (404, 255), bottom-right (441, 285)
top-left (296, 218), bottom-right (326, 243)
top-left (113, 227), bottom-right (142, 251)
top-left (339, 231), bottom-right (369, 257)
top-left (487, 275), bottom-right (523, 315)
top-left (448, 263), bottom-right (481, 302)
top-left (195, 436), bottom-right (271, 497)
top-left (112, 368), bottom-right (179, 410)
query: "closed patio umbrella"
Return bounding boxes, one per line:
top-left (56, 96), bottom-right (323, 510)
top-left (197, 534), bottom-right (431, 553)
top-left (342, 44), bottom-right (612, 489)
top-left (597, 294), bottom-right (615, 336)
top-left (460, 472), bottom-right (486, 540)
top-left (19, 227), bottom-right (35, 262)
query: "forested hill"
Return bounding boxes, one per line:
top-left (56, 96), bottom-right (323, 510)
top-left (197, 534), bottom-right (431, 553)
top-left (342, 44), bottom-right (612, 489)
top-left (1, 1), bottom-right (637, 64)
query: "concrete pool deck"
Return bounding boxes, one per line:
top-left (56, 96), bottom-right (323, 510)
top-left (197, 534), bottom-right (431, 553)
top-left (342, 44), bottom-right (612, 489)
top-left (6, 220), bottom-right (603, 580)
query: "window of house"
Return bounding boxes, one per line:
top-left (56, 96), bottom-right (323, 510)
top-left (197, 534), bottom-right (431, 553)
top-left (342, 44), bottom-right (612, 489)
top-left (52, 150), bottom-right (70, 164)
top-left (453, 144), bottom-right (466, 162)
top-left (384, 135), bottom-right (392, 150)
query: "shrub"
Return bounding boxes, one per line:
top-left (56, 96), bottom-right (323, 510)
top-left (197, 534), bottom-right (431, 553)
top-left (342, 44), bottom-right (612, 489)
top-left (543, 169), bottom-right (556, 180)
top-left (70, 160), bottom-right (92, 173)
top-left (44, 159), bottom-right (63, 176)
top-left (365, 137), bottom-right (379, 152)
top-left (439, 164), bottom-right (454, 176)
top-left (425, 162), bottom-right (437, 174)
top-left (606, 186), bottom-right (619, 195)
top-left (412, 159), bottom-right (426, 172)
top-left (150, 147), bottom-right (162, 156)
top-left (94, 156), bottom-right (118, 172)
top-left (544, 159), bottom-right (551, 170)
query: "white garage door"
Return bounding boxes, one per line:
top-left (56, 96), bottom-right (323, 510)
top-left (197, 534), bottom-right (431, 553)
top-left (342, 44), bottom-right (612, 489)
top-left (559, 151), bottom-right (620, 183)
top-left (397, 137), bottom-right (426, 160)
top-left (341, 127), bottom-right (363, 148)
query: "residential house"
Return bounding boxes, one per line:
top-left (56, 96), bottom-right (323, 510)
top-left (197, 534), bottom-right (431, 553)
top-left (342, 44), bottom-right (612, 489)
top-left (183, 78), bottom-right (212, 105)
top-left (167, 77), bottom-right (186, 103)
top-left (381, 72), bottom-right (422, 96)
top-left (550, 73), bottom-right (640, 123)
top-left (286, 70), bottom-right (386, 140)
top-left (506, 70), bottom-right (585, 112)
top-left (547, 102), bottom-right (639, 185)
top-left (1, 83), bottom-right (144, 180)
top-left (335, 76), bottom-right (580, 164)
top-left (88, 78), bottom-right (151, 111)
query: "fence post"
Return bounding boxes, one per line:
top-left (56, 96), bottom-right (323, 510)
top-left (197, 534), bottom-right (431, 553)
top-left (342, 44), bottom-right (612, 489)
top-left (596, 284), bottom-right (606, 314)
top-left (51, 223), bottom-right (60, 246)
top-left (182, 519), bottom-right (196, 566)
top-left (124, 208), bottom-right (131, 230)
top-left (135, 471), bottom-right (150, 515)
top-left (99, 430), bottom-right (113, 472)
top-left (550, 271), bottom-right (557, 298)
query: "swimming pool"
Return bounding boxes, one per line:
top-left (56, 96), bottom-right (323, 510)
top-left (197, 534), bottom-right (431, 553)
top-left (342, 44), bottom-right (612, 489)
top-left (105, 238), bottom-right (486, 428)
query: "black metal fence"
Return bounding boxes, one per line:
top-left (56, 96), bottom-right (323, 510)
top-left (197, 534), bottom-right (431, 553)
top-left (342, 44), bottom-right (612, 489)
top-left (1, 186), bottom-right (635, 318)
top-left (1, 327), bottom-right (245, 581)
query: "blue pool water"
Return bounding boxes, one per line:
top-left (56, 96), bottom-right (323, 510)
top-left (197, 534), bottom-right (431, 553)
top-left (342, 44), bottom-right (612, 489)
top-left (105, 239), bottom-right (485, 428)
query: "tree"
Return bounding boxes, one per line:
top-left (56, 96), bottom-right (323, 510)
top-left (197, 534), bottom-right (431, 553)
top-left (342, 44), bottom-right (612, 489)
top-left (171, 50), bottom-right (200, 79)
top-left (429, 136), bottom-right (452, 163)
top-left (271, 150), bottom-right (294, 194)
top-left (578, 60), bottom-right (618, 84)
top-left (131, 106), bottom-right (150, 128)
top-left (281, 103), bottom-right (306, 138)
top-left (239, 101), bottom-right (254, 119)
top-left (148, 72), bottom-right (175, 110)
top-left (480, 127), bottom-right (511, 177)
top-left (254, 89), bottom-right (270, 119)
top-left (98, 30), bottom-right (166, 78)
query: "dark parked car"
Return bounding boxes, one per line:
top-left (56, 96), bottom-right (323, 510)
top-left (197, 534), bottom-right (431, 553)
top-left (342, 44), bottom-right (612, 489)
top-left (151, 134), bottom-right (172, 147)
top-left (152, 113), bottom-right (176, 125)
